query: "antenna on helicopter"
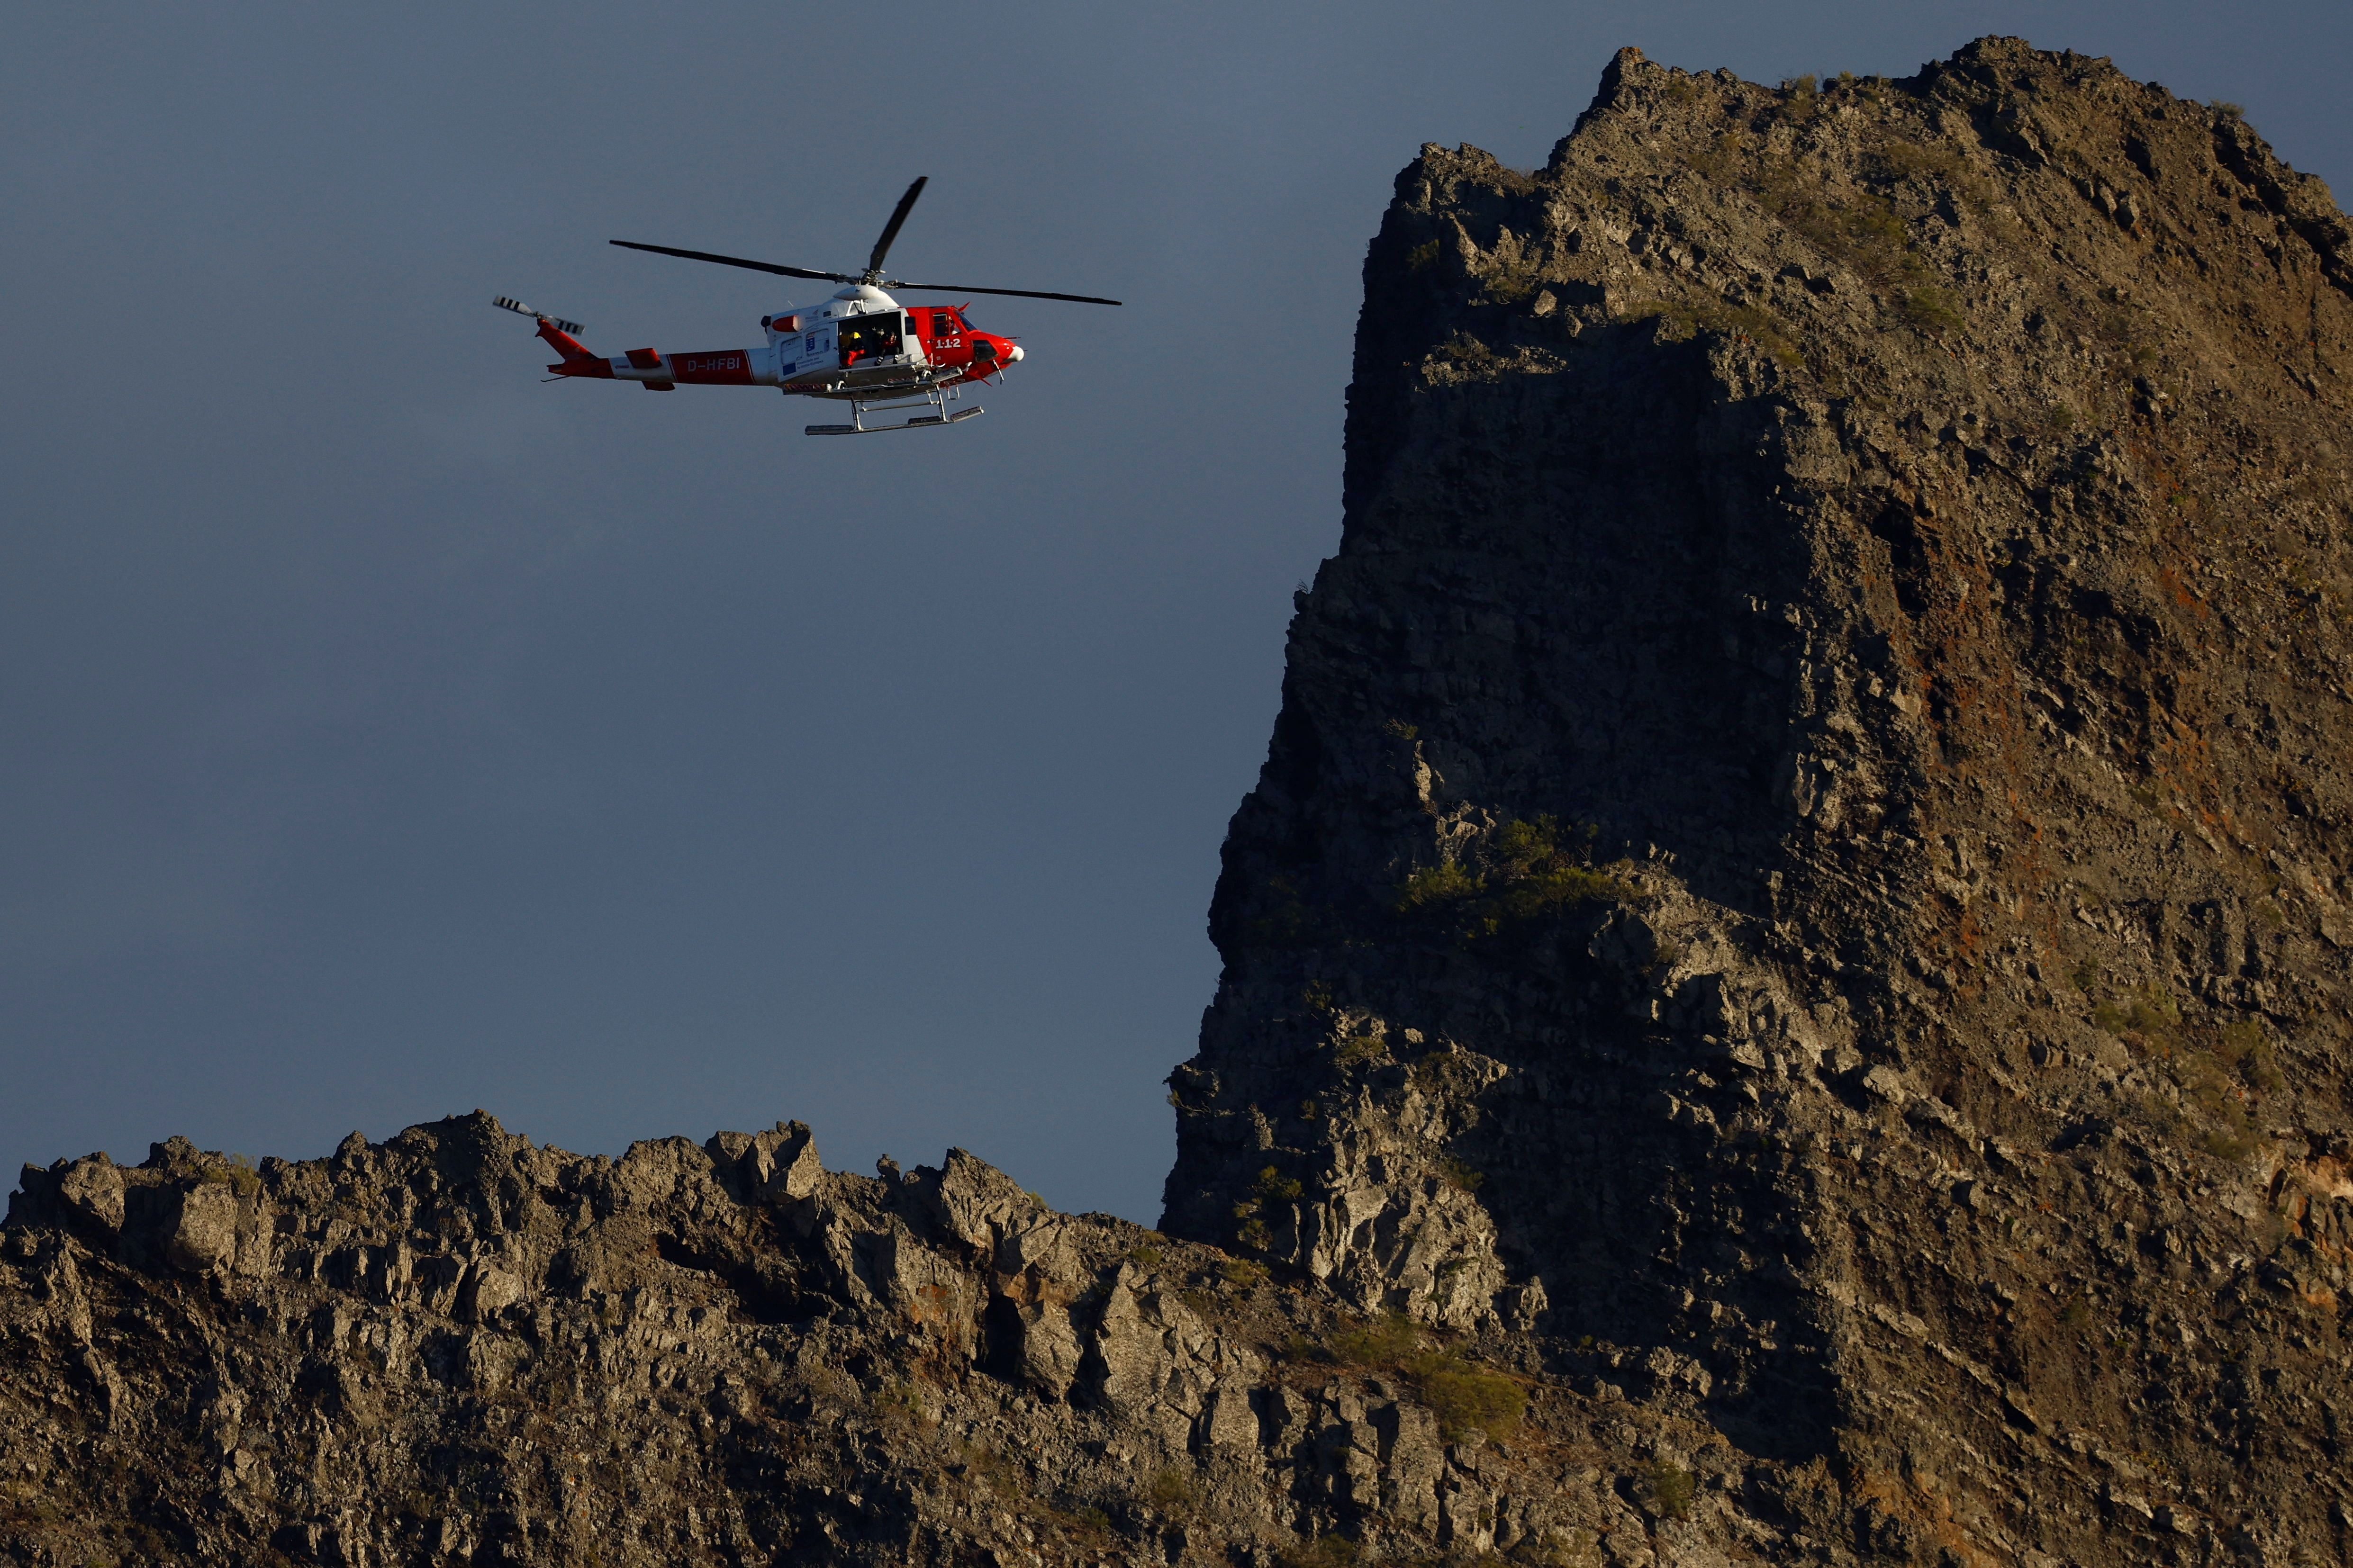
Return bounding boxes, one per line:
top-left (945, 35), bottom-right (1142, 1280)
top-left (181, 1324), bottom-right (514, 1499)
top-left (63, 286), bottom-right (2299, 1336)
top-left (492, 296), bottom-right (584, 336)
top-left (609, 177), bottom-right (1122, 306)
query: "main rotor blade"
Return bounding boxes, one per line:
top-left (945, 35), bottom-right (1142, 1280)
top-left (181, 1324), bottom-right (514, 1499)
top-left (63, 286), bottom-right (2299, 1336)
top-left (884, 279), bottom-right (1124, 306)
top-left (609, 241), bottom-right (853, 284)
top-left (867, 177), bottom-right (927, 277)
top-left (608, 239), bottom-right (1121, 304)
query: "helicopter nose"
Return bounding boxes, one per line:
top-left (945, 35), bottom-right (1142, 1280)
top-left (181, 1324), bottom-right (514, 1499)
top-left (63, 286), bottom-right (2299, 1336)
top-left (1007, 344), bottom-right (1025, 362)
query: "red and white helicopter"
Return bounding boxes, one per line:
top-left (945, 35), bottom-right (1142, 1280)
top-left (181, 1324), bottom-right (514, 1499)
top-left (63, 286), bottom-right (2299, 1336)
top-left (497, 177), bottom-right (1120, 435)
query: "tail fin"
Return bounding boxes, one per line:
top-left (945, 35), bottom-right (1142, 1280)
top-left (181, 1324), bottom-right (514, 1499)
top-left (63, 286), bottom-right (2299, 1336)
top-left (494, 294), bottom-right (594, 356)
top-left (535, 319), bottom-right (597, 363)
top-left (497, 295), bottom-right (612, 378)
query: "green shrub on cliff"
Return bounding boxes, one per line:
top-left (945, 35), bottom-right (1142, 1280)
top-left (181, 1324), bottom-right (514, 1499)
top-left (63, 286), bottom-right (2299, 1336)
top-left (2219, 1019), bottom-right (2285, 1092)
top-left (1646, 1461), bottom-right (1696, 1519)
top-left (1330, 1313), bottom-right (1421, 1364)
top-left (1395, 861), bottom-right (1481, 910)
top-left (1253, 1165), bottom-right (1304, 1201)
top-left (1144, 1466), bottom-right (1195, 1511)
top-left (1395, 815), bottom-right (1630, 939)
top-left (1899, 285), bottom-right (1966, 335)
top-left (1219, 1256), bottom-right (1267, 1288)
top-left (1437, 1156), bottom-right (1485, 1192)
top-left (197, 1153), bottom-right (262, 1198)
top-left (2092, 985), bottom-right (2181, 1047)
top-left (1275, 1535), bottom-right (1359, 1568)
top-left (1319, 1312), bottom-right (1528, 1442)
top-left (2091, 987), bottom-right (2284, 1159)
top-left (1417, 1357), bottom-right (1527, 1442)
top-left (1617, 297), bottom-right (1802, 366)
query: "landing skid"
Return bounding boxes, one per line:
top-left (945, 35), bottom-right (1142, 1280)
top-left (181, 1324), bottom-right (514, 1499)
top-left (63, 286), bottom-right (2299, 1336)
top-left (806, 405), bottom-right (982, 436)
top-left (805, 379), bottom-right (983, 436)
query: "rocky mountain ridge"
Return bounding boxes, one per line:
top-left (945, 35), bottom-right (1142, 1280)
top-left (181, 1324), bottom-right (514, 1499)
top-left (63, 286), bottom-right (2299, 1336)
top-left (8, 36), bottom-right (2352, 1568)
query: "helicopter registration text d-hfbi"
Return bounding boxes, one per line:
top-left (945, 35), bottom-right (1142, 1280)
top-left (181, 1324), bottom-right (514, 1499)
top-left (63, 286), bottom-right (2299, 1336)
top-left (495, 176), bottom-right (1119, 435)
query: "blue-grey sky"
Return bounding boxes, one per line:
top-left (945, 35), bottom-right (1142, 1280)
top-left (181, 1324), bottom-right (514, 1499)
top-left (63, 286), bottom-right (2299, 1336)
top-left (5, 3), bottom-right (2346, 1223)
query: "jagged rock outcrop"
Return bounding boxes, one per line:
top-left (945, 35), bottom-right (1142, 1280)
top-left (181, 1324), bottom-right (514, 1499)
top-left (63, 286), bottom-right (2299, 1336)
top-left (1168, 33), bottom-right (2353, 1568)
top-left (4, 1117), bottom-right (1694, 1567)
top-left (7, 36), bottom-right (2351, 1568)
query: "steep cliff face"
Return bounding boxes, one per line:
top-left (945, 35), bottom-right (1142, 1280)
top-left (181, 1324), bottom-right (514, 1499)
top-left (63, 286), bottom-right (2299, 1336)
top-left (1167, 32), bottom-right (2353, 1567)
top-left (6, 36), bottom-right (2352, 1568)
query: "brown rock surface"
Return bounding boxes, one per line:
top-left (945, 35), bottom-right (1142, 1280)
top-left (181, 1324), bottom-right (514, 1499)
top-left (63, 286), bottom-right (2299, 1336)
top-left (6, 36), bottom-right (2350, 1568)
top-left (1168, 33), bottom-right (2353, 1564)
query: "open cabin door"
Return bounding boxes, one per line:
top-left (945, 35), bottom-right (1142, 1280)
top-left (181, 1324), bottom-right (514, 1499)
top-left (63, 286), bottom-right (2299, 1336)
top-left (836, 311), bottom-right (906, 369)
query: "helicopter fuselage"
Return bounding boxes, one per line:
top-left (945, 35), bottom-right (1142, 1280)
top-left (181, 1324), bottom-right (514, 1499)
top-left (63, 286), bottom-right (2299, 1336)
top-left (504, 175), bottom-right (1108, 432)
top-left (535, 284), bottom-right (1020, 401)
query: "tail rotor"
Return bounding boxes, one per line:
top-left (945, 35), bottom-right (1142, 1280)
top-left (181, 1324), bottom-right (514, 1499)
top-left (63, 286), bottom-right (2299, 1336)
top-left (493, 296), bottom-right (585, 336)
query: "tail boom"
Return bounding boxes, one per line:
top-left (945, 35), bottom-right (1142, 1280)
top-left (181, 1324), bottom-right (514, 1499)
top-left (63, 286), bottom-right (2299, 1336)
top-left (542, 331), bottom-right (770, 391)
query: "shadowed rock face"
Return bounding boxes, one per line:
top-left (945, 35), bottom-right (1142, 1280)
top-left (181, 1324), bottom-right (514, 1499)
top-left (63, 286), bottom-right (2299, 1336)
top-left (1167, 31), bottom-right (2353, 1563)
top-left (6, 36), bottom-right (2351, 1568)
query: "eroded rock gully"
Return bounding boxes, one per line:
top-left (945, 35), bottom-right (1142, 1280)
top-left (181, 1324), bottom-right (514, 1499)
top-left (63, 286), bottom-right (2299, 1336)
top-left (8, 36), bottom-right (2352, 1568)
